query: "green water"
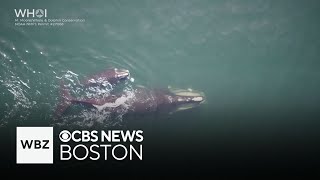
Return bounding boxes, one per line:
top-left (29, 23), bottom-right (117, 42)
top-left (0, 0), bottom-right (320, 172)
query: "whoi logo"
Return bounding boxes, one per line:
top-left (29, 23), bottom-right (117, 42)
top-left (14, 9), bottom-right (47, 18)
top-left (13, 8), bottom-right (85, 27)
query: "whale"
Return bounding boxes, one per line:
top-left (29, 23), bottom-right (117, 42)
top-left (81, 68), bottom-right (130, 86)
top-left (55, 68), bottom-right (205, 118)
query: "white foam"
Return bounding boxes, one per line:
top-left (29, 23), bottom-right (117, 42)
top-left (92, 92), bottom-right (134, 111)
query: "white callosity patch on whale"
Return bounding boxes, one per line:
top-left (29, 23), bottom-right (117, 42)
top-left (115, 68), bottom-right (130, 79)
top-left (177, 96), bottom-right (203, 102)
top-left (168, 86), bottom-right (205, 97)
top-left (174, 91), bottom-right (202, 97)
top-left (192, 96), bottom-right (203, 102)
top-left (176, 104), bottom-right (196, 111)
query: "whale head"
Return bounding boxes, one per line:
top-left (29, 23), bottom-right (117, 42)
top-left (114, 68), bottom-right (130, 80)
top-left (83, 68), bottom-right (130, 86)
top-left (158, 87), bottom-right (205, 113)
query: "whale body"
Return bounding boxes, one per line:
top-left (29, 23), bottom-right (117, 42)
top-left (55, 68), bottom-right (205, 118)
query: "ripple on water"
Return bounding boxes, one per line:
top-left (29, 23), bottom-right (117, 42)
top-left (0, 34), bottom-right (57, 126)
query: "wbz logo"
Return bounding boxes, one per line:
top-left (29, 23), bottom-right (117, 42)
top-left (16, 127), bottom-right (53, 164)
top-left (20, 139), bottom-right (50, 149)
top-left (14, 9), bottom-right (47, 18)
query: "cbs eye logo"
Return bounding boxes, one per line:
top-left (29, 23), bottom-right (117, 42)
top-left (59, 130), bottom-right (71, 142)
